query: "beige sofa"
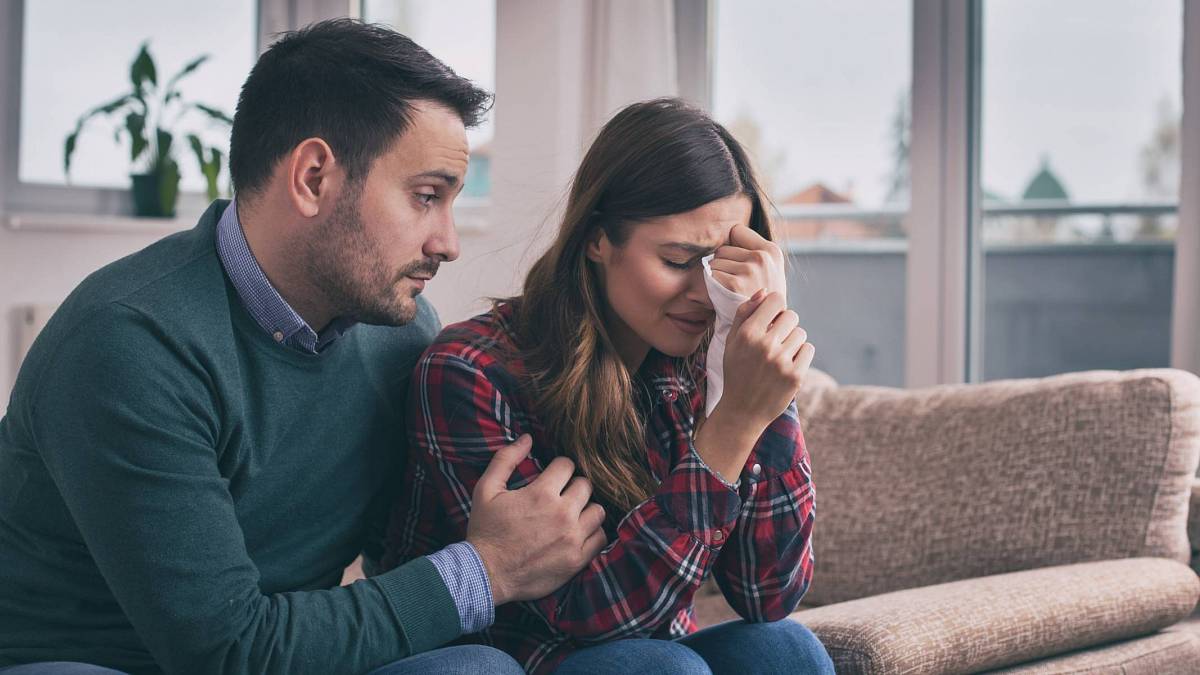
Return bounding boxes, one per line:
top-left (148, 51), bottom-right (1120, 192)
top-left (694, 368), bottom-right (1200, 674)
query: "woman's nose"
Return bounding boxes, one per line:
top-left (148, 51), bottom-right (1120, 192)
top-left (685, 268), bottom-right (713, 308)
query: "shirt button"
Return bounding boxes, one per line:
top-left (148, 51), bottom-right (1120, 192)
top-left (751, 463), bottom-right (762, 476)
top-left (272, 331), bottom-right (285, 342)
top-left (712, 530), bottom-right (725, 543)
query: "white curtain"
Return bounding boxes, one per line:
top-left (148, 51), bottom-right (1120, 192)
top-left (583, 0), bottom-right (679, 138)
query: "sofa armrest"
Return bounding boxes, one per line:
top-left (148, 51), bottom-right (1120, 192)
top-left (789, 557), bottom-right (1199, 675)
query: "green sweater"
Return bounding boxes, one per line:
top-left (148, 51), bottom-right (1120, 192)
top-left (0, 201), bottom-right (460, 674)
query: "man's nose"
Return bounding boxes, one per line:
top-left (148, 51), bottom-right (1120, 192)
top-left (425, 210), bottom-right (460, 263)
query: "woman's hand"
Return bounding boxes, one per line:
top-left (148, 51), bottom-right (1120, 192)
top-left (708, 225), bottom-right (787, 300)
top-left (718, 290), bottom-right (814, 433)
top-left (694, 290), bottom-right (814, 481)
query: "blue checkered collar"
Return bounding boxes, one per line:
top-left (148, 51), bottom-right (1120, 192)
top-left (215, 201), bottom-right (354, 353)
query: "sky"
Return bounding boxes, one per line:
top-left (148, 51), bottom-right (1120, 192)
top-left (712, 0), bottom-right (1183, 206)
top-left (19, 0), bottom-right (1184, 209)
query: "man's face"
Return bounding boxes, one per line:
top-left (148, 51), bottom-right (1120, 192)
top-left (307, 101), bottom-right (467, 326)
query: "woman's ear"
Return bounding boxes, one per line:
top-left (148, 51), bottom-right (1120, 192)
top-left (585, 229), bottom-right (609, 264)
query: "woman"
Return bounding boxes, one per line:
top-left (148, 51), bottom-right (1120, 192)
top-left (384, 98), bottom-right (832, 674)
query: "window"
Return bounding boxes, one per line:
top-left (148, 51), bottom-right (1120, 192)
top-left (711, 0), bottom-right (912, 386)
top-left (977, 0), bottom-right (1181, 379)
top-left (361, 0), bottom-right (496, 200)
top-left (17, 0), bottom-right (255, 196)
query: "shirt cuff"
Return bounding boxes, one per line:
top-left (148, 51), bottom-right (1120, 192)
top-left (654, 447), bottom-right (743, 547)
top-left (426, 542), bottom-right (495, 634)
top-left (689, 445), bottom-right (743, 491)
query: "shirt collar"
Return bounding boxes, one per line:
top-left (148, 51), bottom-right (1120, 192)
top-left (638, 348), bottom-right (698, 395)
top-left (215, 201), bottom-right (355, 353)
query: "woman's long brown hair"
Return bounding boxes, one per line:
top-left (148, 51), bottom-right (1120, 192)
top-left (502, 98), bottom-right (776, 514)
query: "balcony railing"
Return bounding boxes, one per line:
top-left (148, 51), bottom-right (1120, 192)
top-left (774, 200), bottom-right (1176, 387)
top-left (775, 199), bottom-right (1178, 253)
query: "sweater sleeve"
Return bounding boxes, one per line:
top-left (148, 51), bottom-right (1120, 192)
top-left (28, 304), bottom-right (461, 675)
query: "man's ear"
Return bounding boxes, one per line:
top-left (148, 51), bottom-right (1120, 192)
top-left (585, 229), bottom-right (609, 264)
top-left (286, 137), bottom-right (338, 218)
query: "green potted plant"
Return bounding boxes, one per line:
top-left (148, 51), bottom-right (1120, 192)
top-left (63, 41), bottom-right (233, 218)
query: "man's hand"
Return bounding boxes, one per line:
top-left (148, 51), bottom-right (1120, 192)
top-left (339, 554), bottom-right (366, 586)
top-left (467, 435), bottom-right (607, 605)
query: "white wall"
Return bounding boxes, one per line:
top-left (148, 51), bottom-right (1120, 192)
top-left (420, 0), bottom-right (591, 324)
top-left (0, 0), bottom-right (180, 412)
top-left (0, 228), bottom-right (172, 412)
top-left (0, 0), bottom-right (677, 412)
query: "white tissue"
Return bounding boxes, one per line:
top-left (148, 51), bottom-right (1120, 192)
top-left (701, 254), bottom-right (750, 418)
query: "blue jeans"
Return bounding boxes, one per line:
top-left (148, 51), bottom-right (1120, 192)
top-left (0, 646), bottom-right (523, 675)
top-left (554, 619), bottom-right (835, 675)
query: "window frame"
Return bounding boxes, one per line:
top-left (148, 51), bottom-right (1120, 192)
top-left (0, 0), bottom-right (504, 236)
top-left (689, 0), bottom-right (1200, 385)
top-left (0, 0), bottom-right (274, 229)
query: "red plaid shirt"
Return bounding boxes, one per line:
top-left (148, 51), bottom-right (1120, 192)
top-left (384, 304), bottom-right (815, 673)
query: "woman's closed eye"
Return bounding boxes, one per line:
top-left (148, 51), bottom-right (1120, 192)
top-left (662, 257), bottom-right (696, 270)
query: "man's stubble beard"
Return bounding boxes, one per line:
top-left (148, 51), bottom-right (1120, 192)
top-left (305, 186), bottom-right (422, 327)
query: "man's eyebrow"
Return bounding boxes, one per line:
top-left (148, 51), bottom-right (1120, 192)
top-left (660, 242), bottom-right (717, 255)
top-left (410, 170), bottom-right (460, 187)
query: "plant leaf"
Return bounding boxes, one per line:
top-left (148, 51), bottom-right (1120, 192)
top-left (155, 128), bottom-right (173, 166)
top-left (125, 111), bottom-right (148, 163)
top-left (63, 92), bottom-right (136, 177)
top-left (130, 42), bottom-right (157, 97)
top-left (191, 103), bottom-right (234, 126)
top-left (92, 93), bottom-right (136, 116)
top-left (63, 131), bottom-right (78, 179)
top-left (163, 54), bottom-right (209, 99)
top-left (188, 134), bottom-right (223, 201)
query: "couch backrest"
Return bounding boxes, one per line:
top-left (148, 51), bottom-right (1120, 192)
top-left (794, 368), bottom-right (1200, 606)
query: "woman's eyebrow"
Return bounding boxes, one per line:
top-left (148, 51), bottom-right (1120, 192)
top-left (660, 242), bottom-right (717, 256)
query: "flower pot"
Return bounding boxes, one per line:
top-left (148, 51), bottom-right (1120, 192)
top-left (130, 169), bottom-right (180, 218)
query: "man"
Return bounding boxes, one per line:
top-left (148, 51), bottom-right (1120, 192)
top-left (0, 19), bottom-right (606, 675)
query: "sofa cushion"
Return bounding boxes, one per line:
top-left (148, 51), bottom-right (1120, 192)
top-left (1189, 478), bottom-right (1200, 573)
top-left (788, 557), bottom-right (1200, 675)
top-left (792, 368), bottom-right (1200, 605)
top-left (989, 629), bottom-right (1200, 674)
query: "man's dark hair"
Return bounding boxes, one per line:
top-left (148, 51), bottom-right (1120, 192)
top-left (229, 18), bottom-right (493, 198)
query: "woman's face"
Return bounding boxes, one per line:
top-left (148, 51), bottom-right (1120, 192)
top-left (588, 193), bottom-right (753, 368)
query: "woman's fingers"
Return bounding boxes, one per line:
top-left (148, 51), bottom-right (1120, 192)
top-left (711, 269), bottom-right (741, 292)
top-left (728, 224), bottom-right (773, 251)
top-left (708, 259), bottom-right (763, 295)
top-left (794, 340), bottom-right (816, 368)
top-left (779, 325), bottom-right (808, 361)
top-left (742, 292), bottom-right (788, 336)
top-left (707, 258), bottom-right (756, 276)
top-left (712, 245), bottom-right (758, 263)
top-left (766, 310), bottom-right (801, 345)
top-left (732, 289), bottom-right (768, 330)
